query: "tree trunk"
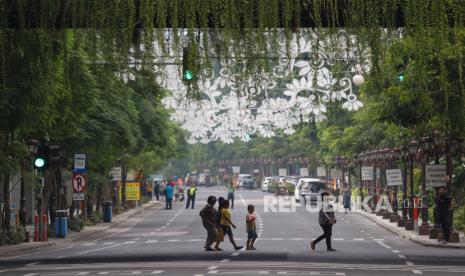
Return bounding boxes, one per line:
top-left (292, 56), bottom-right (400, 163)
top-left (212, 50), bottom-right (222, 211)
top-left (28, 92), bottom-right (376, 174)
top-left (2, 172), bottom-right (11, 230)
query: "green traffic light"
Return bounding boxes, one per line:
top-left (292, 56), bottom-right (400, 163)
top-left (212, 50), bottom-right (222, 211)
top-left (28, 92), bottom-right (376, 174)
top-left (34, 157), bottom-right (46, 168)
top-left (397, 73), bottom-right (405, 82)
top-left (183, 70), bottom-right (194, 81)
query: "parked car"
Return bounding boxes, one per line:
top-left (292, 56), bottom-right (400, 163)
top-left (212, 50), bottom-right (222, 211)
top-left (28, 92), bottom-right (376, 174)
top-left (294, 178), bottom-right (327, 205)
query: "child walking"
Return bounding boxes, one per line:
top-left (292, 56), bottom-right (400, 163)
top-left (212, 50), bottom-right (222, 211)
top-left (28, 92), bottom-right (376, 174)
top-left (246, 204), bottom-right (257, 250)
top-left (218, 200), bottom-right (243, 251)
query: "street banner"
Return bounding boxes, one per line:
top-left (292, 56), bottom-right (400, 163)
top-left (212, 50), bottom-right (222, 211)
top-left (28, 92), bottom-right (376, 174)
top-left (109, 167), bottom-right (122, 181)
top-left (317, 167), bottom-right (326, 177)
top-left (362, 167), bottom-right (374, 181)
top-left (330, 169), bottom-right (343, 179)
top-left (279, 168), bottom-right (287, 177)
top-left (232, 166), bottom-right (240, 174)
top-left (386, 169), bottom-right (403, 186)
top-left (425, 164), bottom-right (446, 187)
top-left (126, 182), bottom-right (141, 200)
top-left (300, 168), bottom-right (309, 177)
top-left (74, 153), bottom-right (86, 173)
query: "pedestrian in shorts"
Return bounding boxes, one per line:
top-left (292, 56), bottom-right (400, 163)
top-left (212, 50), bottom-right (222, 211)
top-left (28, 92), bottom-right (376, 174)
top-left (246, 204), bottom-right (257, 250)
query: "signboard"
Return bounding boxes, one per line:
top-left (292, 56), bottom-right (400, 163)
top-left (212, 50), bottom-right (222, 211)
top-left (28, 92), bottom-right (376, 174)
top-left (126, 182), bottom-right (141, 200)
top-left (279, 168), bottom-right (287, 177)
top-left (330, 169), bottom-right (343, 179)
top-left (72, 173), bottom-right (87, 193)
top-left (204, 169), bottom-right (210, 173)
top-left (110, 167), bottom-right (122, 181)
top-left (218, 168), bottom-right (226, 173)
top-left (300, 168), bottom-right (309, 177)
top-left (425, 164), bottom-right (447, 187)
top-left (362, 167), bottom-right (374, 181)
top-left (74, 153), bottom-right (86, 173)
top-left (72, 193), bottom-right (85, 201)
top-left (386, 169), bottom-right (403, 186)
top-left (253, 169), bottom-right (260, 173)
top-left (232, 166), bottom-right (240, 174)
top-left (317, 167), bottom-right (326, 177)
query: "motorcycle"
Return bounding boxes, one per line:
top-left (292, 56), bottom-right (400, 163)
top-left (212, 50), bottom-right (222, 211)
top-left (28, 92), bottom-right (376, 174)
top-left (175, 191), bottom-right (185, 202)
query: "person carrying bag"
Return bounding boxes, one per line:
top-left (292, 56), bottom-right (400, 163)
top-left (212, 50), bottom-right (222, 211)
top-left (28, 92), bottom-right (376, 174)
top-left (311, 191), bottom-right (337, 251)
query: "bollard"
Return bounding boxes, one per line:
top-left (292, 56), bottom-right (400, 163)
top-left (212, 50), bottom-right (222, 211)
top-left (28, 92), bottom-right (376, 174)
top-left (42, 215), bottom-right (48, 241)
top-left (103, 201), bottom-right (113, 223)
top-left (413, 196), bottom-right (420, 233)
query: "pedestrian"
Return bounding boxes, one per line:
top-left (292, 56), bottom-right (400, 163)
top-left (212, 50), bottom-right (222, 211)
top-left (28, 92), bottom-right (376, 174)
top-left (199, 196), bottom-right (219, 251)
top-left (214, 197), bottom-right (226, 250)
top-left (219, 200), bottom-right (243, 250)
top-left (146, 182), bottom-right (153, 200)
top-left (311, 191), bottom-right (337, 251)
top-left (227, 178), bottom-right (236, 209)
top-left (154, 181), bottom-right (160, 201)
top-left (436, 186), bottom-right (451, 244)
top-left (186, 183), bottom-right (197, 209)
top-left (246, 204), bottom-right (257, 250)
top-left (342, 184), bottom-right (351, 214)
top-left (165, 183), bottom-right (173, 209)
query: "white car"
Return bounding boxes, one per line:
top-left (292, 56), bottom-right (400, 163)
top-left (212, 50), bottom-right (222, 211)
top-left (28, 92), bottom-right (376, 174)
top-left (294, 178), bottom-right (327, 205)
top-left (261, 177), bottom-right (274, 192)
top-left (237, 174), bottom-right (253, 189)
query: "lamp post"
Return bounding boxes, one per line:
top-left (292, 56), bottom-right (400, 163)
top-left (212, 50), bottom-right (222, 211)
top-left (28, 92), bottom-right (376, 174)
top-left (443, 136), bottom-right (461, 242)
top-left (405, 139), bottom-right (418, 231)
top-left (418, 136), bottom-right (434, 235)
top-left (398, 146), bottom-right (408, 227)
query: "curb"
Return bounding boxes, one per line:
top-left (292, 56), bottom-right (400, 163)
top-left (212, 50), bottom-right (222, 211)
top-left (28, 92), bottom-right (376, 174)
top-left (359, 211), bottom-right (465, 249)
top-left (0, 201), bottom-right (162, 256)
top-left (71, 201), bottom-right (162, 242)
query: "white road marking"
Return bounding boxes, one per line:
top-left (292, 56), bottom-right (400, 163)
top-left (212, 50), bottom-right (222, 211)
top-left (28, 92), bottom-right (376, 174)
top-left (221, 259), bottom-right (230, 262)
top-left (207, 266), bottom-right (218, 270)
top-left (125, 241), bottom-right (136, 244)
top-left (81, 242), bottom-right (96, 246)
top-left (131, 272), bottom-right (142, 274)
top-left (412, 270), bottom-right (423, 274)
top-left (208, 271), bottom-right (219, 274)
top-left (392, 250), bottom-right (400, 253)
top-left (194, 274), bottom-right (204, 276)
top-left (146, 240), bottom-right (158, 243)
top-left (167, 239), bottom-right (180, 242)
top-left (97, 272), bottom-right (109, 275)
top-left (151, 271), bottom-right (163, 274)
top-left (76, 273), bottom-right (90, 275)
top-left (22, 274), bottom-right (38, 276)
top-left (332, 238), bottom-right (344, 241)
top-left (103, 242), bottom-right (116, 245)
top-left (291, 238), bottom-right (304, 240)
top-left (353, 238), bottom-right (365, 241)
top-left (375, 240), bottom-right (392, 249)
top-left (271, 238), bottom-right (283, 240)
top-left (373, 239), bottom-right (385, 241)
top-left (398, 254), bottom-right (407, 259)
top-left (405, 261), bottom-right (415, 266)
top-left (78, 242), bottom-right (124, 255)
top-left (231, 252), bottom-right (240, 256)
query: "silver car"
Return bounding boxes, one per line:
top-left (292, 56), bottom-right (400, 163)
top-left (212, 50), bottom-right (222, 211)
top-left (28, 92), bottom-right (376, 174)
top-left (295, 178), bottom-right (327, 205)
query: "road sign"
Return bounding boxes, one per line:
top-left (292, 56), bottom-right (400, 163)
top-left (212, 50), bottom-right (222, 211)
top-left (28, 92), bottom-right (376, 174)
top-left (73, 193), bottom-right (85, 201)
top-left (126, 182), bottom-right (141, 200)
top-left (362, 167), bottom-right (374, 181)
top-left (72, 173), bottom-right (87, 193)
top-left (300, 168), bottom-right (309, 177)
top-left (425, 164), bottom-right (446, 187)
top-left (279, 168), bottom-right (287, 177)
top-left (317, 167), bottom-right (326, 177)
top-left (74, 153), bottom-right (86, 173)
top-left (232, 166), bottom-right (240, 174)
top-left (218, 168), bottom-right (226, 172)
top-left (110, 167), bottom-right (122, 181)
top-left (330, 169), bottom-right (343, 179)
top-left (386, 169), bottom-right (403, 186)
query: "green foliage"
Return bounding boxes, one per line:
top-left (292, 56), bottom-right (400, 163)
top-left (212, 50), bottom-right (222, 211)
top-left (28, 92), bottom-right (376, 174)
top-left (0, 226), bottom-right (25, 246)
top-left (453, 206), bottom-right (465, 232)
top-left (68, 219), bottom-right (84, 232)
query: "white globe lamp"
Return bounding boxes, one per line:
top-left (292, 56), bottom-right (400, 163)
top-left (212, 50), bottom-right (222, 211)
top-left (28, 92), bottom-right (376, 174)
top-left (352, 74), bottom-right (365, 86)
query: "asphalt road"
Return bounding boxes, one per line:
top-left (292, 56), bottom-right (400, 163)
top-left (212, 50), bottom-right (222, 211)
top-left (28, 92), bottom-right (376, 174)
top-left (0, 187), bottom-right (464, 276)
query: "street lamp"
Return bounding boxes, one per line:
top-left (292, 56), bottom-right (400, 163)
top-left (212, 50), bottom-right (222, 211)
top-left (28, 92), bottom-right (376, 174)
top-left (405, 139), bottom-right (419, 231)
top-left (398, 146), bottom-right (409, 227)
top-left (419, 136), bottom-right (433, 235)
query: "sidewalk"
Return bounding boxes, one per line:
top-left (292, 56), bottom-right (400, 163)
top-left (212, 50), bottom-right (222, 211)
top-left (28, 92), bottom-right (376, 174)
top-left (0, 200), bottom-right (162, 257)
top-left (359, 211), bottom-right (465, 249)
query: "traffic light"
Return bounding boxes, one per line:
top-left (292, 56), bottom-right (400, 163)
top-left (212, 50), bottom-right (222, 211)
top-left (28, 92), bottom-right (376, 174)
top-left (34, 145), bottom-right (49, 170)
top-left (397, 73), bottom-right (405, 83)
top-left (182, 47), bottom-right (195, 82)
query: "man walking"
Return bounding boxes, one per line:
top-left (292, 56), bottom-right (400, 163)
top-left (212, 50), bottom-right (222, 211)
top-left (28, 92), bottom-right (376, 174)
top-left (436, 186), bottom-right (451, 244)
top-left (311, 192), bottom-right (337, 251)
top-left (199, 196), bottom-right (218, 251)
top-left (186, 183), bottom-right (197, 209)
top-left (154, 181), bottom-right (160, 201)
top-left (165, 183), bottom-right (173, 209)
top-left (227, 179), bottom-right (236, 209)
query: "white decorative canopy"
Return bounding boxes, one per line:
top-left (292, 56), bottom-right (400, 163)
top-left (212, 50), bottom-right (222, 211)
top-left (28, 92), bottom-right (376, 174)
top-left (123, 29), bottom-right (370, 144)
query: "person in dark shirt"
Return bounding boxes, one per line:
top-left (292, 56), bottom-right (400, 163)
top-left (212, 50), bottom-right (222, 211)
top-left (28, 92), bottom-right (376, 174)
top-left (436, 186), bottom-right (451, 244)
top-left (199, 196), bottom-right (218, 251)
top-left (311, 192), bottom-right (337, 251)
